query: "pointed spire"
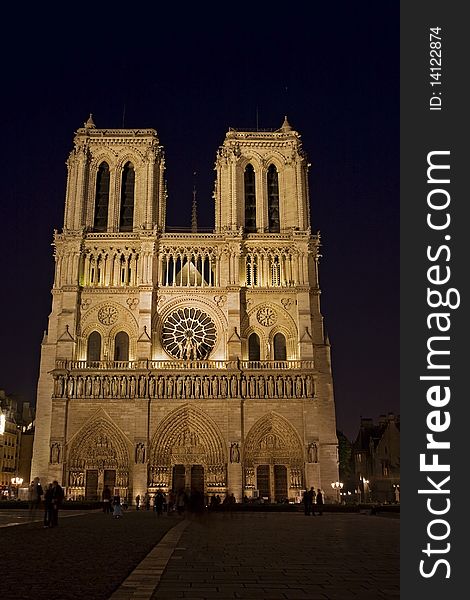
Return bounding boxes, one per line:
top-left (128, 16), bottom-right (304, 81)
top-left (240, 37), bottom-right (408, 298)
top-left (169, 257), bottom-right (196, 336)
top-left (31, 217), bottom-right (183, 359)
top-left (279, 115), bottom-right (292, 132)
top-left (84, 113), bottom-right (96, 129)
top-left (191, 171), bottom-right (198, 233)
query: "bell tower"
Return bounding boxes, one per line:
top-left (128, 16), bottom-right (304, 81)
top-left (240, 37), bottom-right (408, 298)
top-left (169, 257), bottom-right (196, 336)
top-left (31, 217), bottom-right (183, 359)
top-left (214, 117), bottom-right (310, 233)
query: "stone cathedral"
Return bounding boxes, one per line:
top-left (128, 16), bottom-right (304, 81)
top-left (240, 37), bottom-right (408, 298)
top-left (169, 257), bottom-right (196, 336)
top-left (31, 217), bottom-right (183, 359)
top-left (31, 115), bottom-right (339, 503)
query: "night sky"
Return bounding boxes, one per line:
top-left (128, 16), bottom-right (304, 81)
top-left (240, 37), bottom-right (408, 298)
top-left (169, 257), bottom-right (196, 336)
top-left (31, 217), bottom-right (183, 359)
top-left (0, 6), bottom-right (399, 441)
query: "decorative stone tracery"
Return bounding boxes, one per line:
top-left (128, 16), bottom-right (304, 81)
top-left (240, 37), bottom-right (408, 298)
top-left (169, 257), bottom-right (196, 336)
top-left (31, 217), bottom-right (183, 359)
top-left (149, 405), bottom-right (227, 489)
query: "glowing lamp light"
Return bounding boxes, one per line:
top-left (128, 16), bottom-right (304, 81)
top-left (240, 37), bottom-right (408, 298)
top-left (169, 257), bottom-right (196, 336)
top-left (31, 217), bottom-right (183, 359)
top-left (0, 413), bottom-right (5, 434)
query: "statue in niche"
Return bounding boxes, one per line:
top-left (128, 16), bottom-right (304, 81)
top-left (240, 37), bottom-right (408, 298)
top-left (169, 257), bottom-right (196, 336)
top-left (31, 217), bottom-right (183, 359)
top-left (103, 376), bottom-right (110, 397)
top-left (194, 376), bottom-right (201, 399)
top-left (308, 442), bottom-right (318, 463)
top-left (67, 377), bottom-right (75, 398)
top-left (211, 376), bottom-right (219, 398)
top-left (120, 376), bottom-right (127, 397)
top-left (77, 376), bottom-right (84, 397)
top-left (267, 375), bottom-right (274, 398)
top-left (220, 376), bottom-right (228, 397)
top-left (176, 376), bottom-right (183, 398)
top-left (230, 375), bottom-right (238, 398)
top-left (240, 376), bottom-right (247, 398)
top-left (184, 376), bottom-right (192, 398)
top-left (93, 376), bottom-right (101, 398)
top-left (258, 376), bottom-right (265, 398)
top-left (139, 375), bottom-right (146, 397)
top-left (276, 376), bottom-right (284, 398)
top-left (203, 376), bottom-right (210, 399)
top-left (111, 376), bottom-right (118, 397)
top-left (230, 442), bottom-right (240, 463)
top-left (50, 442), bottom-right (61, 464)
top-left (249, 376), bottom-right (255, 398)
top-left (285, 377), bottom-right (292, 397)
top-left (306, 375), bottom-right (313, 398)
top-left (167, 376), bottom-right (174, 398)
top-left (135, 442), bottom-right (146, 464)
top-left (149, 376), bottom-right (156, 397)
top-left (86, 376), bottom-right (93, 397)
top-left (129, 376), bottom-right (136, 397)
top-left (295, 376), bottom-right (303, 398)
top-left (157, 376), bottom-right (164, 398)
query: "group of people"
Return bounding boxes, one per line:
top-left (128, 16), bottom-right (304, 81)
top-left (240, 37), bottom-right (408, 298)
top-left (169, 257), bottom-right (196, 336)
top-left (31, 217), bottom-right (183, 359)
top-left (135, 491), bottom-right (167, 515)
top-left (303, 487), bottom-right (324, 516)
top-left (101, 486), bottom-right (129, 518)
top-left (28, 477), bottom-right (65, 527)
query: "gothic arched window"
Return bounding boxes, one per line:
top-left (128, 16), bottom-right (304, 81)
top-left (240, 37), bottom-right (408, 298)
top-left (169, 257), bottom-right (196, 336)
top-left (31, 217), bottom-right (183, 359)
top-left (273, 333), bottom-right (287, 360)
top-left (93, 162), bottom-right (110, 231)
top-left (87, 331), bottom-right (101, 362)
top-left (267, 164), bottom-right (280, 233)
top-left (119, 162), bottom-right (135, 231)
top-left (114, 331), bottom-right (129, 361)
top-left (248, 332), bottom-right (261, 361)
top-left (244, 164), bottom-right (256, 233)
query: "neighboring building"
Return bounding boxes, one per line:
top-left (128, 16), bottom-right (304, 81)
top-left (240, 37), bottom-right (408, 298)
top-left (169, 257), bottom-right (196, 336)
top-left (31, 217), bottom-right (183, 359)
top-left (352, 413), bottom-right (400, 503)
top-left (0, 390), bottom-right (21, 497)
top-left (31, 116), bottom-right (339, 503)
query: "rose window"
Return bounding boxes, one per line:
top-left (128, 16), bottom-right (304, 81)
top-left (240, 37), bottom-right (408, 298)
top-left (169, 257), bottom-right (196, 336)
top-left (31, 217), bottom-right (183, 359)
top-left (257, 306), bottom-right (277, 327)
top-left (162, 307), bottom-right (217, 360)
top-left (98, 305), bottom-right (118, 325)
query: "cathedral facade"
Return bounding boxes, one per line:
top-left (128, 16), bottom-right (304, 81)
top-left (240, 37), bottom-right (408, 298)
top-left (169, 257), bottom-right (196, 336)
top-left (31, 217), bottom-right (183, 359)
top-left (31, 116), bottom-right (339, 503)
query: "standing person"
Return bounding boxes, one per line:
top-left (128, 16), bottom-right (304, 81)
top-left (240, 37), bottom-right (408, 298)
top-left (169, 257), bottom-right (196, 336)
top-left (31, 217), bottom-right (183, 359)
top-left (50, 480), bottom-right (64, 527)
top-left (316, 489), bottom-right (324, 515)
top-left (303, 488), bottom-right (312, 516)
top-left (43, 483), bottom-right (53, 528)
top-left (113, 494), bottom-right (123, 518)
top-left (28, 477), bottom-right (44, 521)
top-left (155, 491), bottom-right (165, 516)
top-left (144, 492), bottom-right (150, 511)
top-left (310, 487), bottom-right (316, 516)
top-left (135, 494), bottom-right (141, 510)
top-left (167, 491), bottom-right (175, 515)
top-left (102, 485), bottom-right (112, 513)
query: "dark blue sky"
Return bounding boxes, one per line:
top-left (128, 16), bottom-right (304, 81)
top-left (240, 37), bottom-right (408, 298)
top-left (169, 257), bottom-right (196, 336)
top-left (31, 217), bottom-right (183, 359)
top-left (0, 6), bottom-right (399, 441)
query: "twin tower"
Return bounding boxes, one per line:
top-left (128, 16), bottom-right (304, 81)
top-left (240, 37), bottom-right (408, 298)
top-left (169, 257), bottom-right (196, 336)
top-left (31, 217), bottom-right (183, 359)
top-left (31, 115), bottom-right (339, 503)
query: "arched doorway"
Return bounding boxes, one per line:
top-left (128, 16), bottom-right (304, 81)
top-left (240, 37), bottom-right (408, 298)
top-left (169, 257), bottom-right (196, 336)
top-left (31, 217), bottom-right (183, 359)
top-left (149, 404), bottom-right (227, 498)
top-left (67, 417), bottom-right (130, 501)
top-left (244, 412), bottom-right (304, 502)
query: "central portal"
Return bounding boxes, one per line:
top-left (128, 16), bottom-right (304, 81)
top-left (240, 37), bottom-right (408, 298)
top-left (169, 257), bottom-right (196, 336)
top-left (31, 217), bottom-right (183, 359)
top-left (172, 464), bottom-right (205, 493)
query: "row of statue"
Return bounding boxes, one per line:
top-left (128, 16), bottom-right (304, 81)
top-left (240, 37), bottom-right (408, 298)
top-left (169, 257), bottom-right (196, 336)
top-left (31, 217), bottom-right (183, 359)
top-left (148, 464), bottom-right (227, 488)
top-left (66, 464), bottom-right (306, 490)
top-left (53, 373), bottom-right (315, 400)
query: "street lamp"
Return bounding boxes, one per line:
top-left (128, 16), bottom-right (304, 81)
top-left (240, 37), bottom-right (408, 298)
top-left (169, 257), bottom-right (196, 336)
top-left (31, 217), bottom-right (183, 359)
top-left (362, 478), bottom-right (370, 503)
top-left (11, 477), bottom-right (23, 500)
top-left (393, 483), bottom-right (400, 503)
top-left (331, 481), bottom-right (344, 503)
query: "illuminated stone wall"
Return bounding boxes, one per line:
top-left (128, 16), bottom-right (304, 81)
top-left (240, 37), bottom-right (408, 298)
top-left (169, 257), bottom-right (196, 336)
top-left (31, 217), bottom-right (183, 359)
top-left (31, 117), bottom-right (339, 503)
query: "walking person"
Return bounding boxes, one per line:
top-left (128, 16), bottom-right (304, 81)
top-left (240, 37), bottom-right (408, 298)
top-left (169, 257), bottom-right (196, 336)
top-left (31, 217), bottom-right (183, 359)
top-left (28, 477), bottom-right (43, 521)
top-left (303, 487), bottom-right (315, 516)
top-left (135, 494), bottom-right (141, 510)
top-left (102, 485), bottom-right (112, 513)
top-left (50, 480), bottom-right (64, 527)
top-left (154, 491), bottom-right (165, 516)
top-left (316, 489), bottom-right (324, 516)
